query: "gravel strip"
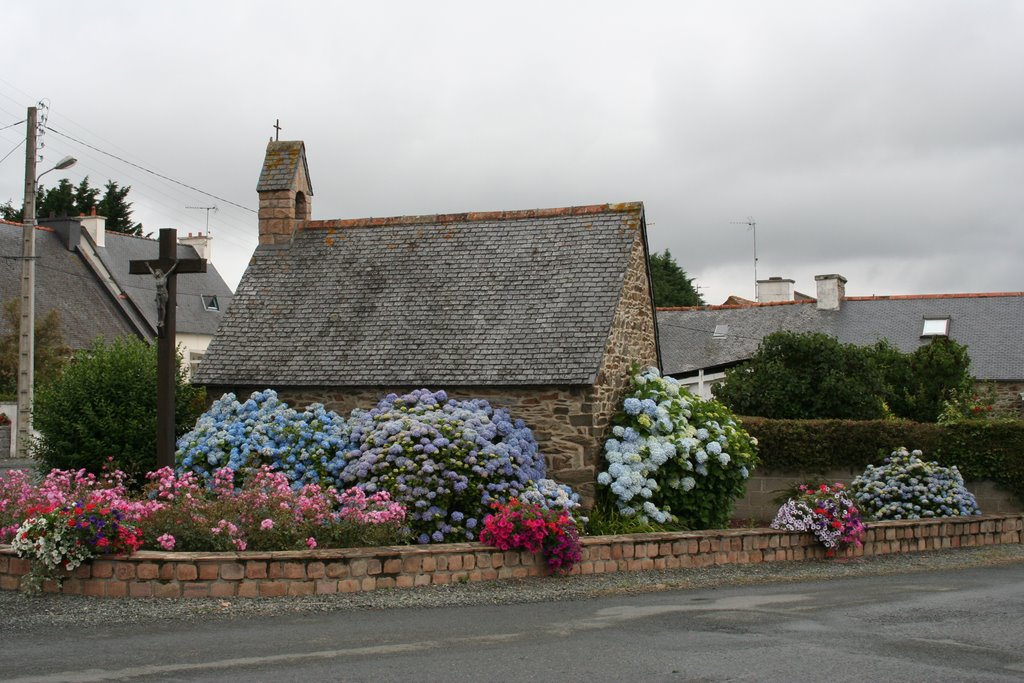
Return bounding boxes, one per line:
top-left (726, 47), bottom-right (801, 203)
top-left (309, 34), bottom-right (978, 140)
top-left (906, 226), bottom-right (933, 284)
top-left (2, 544), bottom-right (1022, 634)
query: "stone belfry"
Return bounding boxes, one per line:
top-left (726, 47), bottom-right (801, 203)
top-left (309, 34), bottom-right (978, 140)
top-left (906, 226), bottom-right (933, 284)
top-left (256, 140), bottom-right (313, 245)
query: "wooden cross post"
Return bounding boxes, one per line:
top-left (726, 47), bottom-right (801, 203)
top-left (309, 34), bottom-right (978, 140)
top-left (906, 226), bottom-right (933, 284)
top-left (129, 228), bottom-right (206, 469)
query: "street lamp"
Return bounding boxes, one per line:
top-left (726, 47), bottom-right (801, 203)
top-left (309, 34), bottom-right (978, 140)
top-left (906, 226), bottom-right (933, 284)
top-left (38, 155), bottom-right (78, 180)
top-left (16, 104), bottom-right (77, 459)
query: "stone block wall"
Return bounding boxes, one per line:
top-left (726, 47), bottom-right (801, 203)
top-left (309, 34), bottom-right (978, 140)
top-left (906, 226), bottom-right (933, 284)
top-left (733, 469), bottom-right (1023, 522)
top-left (988, 380), bottom-right (1024, 418)
top-left (3, 514), bottom-right (1020, 598)
top-left (257, 189), bottom-right (299, 245)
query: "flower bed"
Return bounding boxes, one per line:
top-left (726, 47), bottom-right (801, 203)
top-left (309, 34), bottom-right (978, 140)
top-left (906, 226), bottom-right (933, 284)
top-left (2, 514), bottom-right (1020, 598)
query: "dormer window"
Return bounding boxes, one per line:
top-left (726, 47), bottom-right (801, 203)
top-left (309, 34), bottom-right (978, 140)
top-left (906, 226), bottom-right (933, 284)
top-left (713, 324), bottom-right (729, 339)
top-left (202, 295), bottom-right (220, 311)
top-left (921, 317), bottom-right (949, 337)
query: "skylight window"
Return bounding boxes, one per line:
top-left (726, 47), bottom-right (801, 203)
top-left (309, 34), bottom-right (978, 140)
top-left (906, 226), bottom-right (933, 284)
top-left (921, 317), bottom-right (949, 337)
top-left (202, 295), bottom-right (219, 312)
top-left (713, 324), bottom-right (729, 339)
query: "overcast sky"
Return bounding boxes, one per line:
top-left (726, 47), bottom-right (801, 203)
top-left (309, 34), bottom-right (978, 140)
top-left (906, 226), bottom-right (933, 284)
top-left (1, 1), bottom-right (1021, 304)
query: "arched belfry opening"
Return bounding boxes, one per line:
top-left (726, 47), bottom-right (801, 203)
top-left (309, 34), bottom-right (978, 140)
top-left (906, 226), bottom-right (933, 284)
top-left (295, 191), bottom-right (308, 224)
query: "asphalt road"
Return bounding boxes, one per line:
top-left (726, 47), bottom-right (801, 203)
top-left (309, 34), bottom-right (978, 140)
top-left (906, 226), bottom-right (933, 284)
top-left (3, 562), bottom-right (1023, 683)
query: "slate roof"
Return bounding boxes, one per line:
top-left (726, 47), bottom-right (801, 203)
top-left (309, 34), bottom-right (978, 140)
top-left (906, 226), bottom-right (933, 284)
top-left (93, 232), bottom-right (235, 337)
top-left (658, 293), bottom-right (1024, 381)
top-left (256, 141), bottom-right (312, 194)
top-left (0, 220), bottom-right (137, 348)
top-left (196, 202), bottom-right (646, 387)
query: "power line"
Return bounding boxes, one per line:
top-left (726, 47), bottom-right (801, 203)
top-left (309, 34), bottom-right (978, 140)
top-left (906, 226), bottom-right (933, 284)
top-left (46, 126), bottom-right (257, 214)
top-left (0, 119), bottom-right (24, 132)
top-left (0, 138), bottom-right (24, 166)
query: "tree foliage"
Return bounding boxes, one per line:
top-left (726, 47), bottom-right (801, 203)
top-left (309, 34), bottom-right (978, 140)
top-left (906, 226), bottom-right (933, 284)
top-left (2, 177), bottom-right (142, 235)
top-left (97, 180), bottom-right (142, 235)
top-left (649, 249), bottom-right (704, 307)
top-left (712, 331), bottom-right (974, 422)
top-left (0, 200), bottom-right (20, 222)
top-left (0, 298), bottom-right (72, 399)
top-left (713, 332), bottom-right (887, 420)
top-left (32, 337), bottom-right (204, 486)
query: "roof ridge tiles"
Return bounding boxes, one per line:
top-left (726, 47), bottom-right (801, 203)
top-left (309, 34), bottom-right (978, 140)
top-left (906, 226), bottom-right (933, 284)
top-left (0, 220), bottom-right (57, 234)
top-left (846, 292), bottom-right (1024, 301)
top-left (307, 202), bottom-right (643, 230)
top-left (658, 291), bottom-right (1024, 313)
top-left (658, 299), bottom-right (814, 312)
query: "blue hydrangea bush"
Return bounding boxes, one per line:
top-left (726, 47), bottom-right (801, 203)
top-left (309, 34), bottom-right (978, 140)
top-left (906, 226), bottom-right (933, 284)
top-left (850, 447), bottom-right (982, 520)
top-left (339, 389), bottom-right (548, 543)
top-left (176, 390), bottom-right (350, 488)
top-left (596, 367), bottom-right (758, 529)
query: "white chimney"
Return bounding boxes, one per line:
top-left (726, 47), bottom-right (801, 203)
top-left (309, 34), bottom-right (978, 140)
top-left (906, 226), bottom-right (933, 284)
top-left (756, 277), bottom-right (795, 303)
top-left (79, 210), bottom-right (106, 248)
top-left (179, 232), bottom-right (212, 262)
top-left (815, 274), bottom-right (847, 310)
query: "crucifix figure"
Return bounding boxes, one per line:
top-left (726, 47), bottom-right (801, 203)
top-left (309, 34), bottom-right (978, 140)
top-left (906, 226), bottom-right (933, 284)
top-left (148, 262), bottom-right (178, 337)
top-left (130, 229), bottom-right (207, 468)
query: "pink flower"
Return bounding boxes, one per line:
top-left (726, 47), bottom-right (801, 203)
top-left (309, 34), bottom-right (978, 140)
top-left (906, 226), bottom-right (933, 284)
top-left (157, 533), bottom-right (176, 551)
top-left (306, 536), bottom-right (317, 549)
top-left (260, 518), bottom-right (274, 531)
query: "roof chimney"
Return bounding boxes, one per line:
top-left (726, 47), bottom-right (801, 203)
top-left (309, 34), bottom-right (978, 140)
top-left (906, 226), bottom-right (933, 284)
top-left (257, 140), bottom-right (313, 246)
top-left (179, 232), bottom-right (212, 262)
top-left (38, 217), bottom-right (81, 251)
top-left (814, 274), bottom-right (847, 311)
top-left (79, 208), bottom-right (106, 248)
top-left (756, 276), bottom-right (795, 303)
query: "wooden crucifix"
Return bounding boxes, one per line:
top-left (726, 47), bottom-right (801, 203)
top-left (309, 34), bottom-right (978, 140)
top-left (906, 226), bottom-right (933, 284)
top-left (130, 228), bottom-right (206, 469)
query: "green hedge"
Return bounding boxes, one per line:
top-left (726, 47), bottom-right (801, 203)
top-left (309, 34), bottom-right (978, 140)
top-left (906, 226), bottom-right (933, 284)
top-left (741, 417), bottom-right (1024, 504)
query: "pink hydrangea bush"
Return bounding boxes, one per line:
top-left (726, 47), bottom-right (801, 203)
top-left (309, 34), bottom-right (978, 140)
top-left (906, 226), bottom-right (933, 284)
top-left (2, 465), bottom-right (409, 564)
top-left (140, 466), bottom-right (408, 552)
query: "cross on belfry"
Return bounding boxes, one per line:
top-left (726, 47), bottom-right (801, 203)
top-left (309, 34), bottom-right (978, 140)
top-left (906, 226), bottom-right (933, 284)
top-left (274, 118), bottom-right (282, 141)
top-left (129, 228), bottom-right (207, 468)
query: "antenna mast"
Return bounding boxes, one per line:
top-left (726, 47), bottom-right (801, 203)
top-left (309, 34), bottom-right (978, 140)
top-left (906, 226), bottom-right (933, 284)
top-left (186, 205), bottom-right (218, 237)
top-left (729, 216), bottom-right (757, 298)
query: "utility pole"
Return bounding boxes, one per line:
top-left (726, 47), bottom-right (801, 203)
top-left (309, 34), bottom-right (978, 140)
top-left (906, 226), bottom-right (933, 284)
top-left (16, 107), bottom-right (38, 459)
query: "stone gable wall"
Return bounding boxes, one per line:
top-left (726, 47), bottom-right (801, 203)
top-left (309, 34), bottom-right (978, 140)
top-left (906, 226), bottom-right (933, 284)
top-left (587, 231), bottom-right (660, 464)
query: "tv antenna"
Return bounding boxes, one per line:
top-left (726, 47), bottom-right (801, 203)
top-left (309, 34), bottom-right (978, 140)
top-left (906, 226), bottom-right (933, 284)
top-left (729, 216), bottom-right (757, 297)
top-left (186, 205), bottom-right (218, 236)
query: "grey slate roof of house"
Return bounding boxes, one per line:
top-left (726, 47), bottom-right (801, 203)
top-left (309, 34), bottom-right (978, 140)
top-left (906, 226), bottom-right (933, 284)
top-left (196, 203), bottom-right (646, 387)
top-left (256, 141), bottom-right (312, 194)
top-left (658, 293), bottom-right (1024, 381)
top-left (93, 232), bottom-right (235, 337)
top-left (0, 220), bottom-right (137, 348)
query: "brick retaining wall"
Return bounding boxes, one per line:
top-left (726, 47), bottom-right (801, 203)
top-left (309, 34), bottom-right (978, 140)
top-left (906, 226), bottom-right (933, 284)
top-left (1, 514), bottom-right (1020, 598)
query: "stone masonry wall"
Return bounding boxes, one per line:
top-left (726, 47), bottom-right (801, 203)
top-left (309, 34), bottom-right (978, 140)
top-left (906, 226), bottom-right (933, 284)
top-left (3, 514), bottom-right (1019, 598)
top-left (987, 380), bottom-right (1024, 418)
top-left (733, 468), bottom-right (1023, 522)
